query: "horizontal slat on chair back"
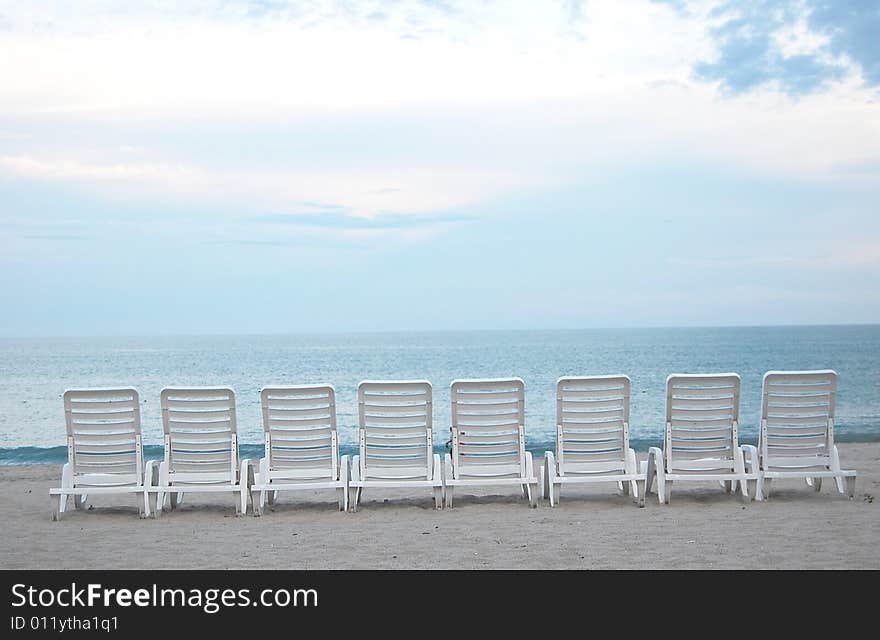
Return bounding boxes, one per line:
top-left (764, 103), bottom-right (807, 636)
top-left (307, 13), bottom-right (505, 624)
top-left (358, 380), bottom-right (432, 478)
top-left (762, 370), bottom-right (836, 465)
top-left (262, 385), bottom-right (337, 478)
top-left (161, 387), bottom-right (238, 477)
top-left (64, 388), bottom-right (142, 481)
top-left (557, 376), bottom-right (629, 473)
top-left (452, 378), bottom-right (525, 476)
top-left (666, 374), bottom-right (740, 471)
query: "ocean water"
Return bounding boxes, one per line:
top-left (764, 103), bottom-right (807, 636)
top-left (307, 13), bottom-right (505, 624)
top-left (1, 326), bottom-right (878, 464)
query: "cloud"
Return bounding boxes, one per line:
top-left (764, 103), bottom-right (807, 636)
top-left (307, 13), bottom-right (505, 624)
top-left (694, 0), bottom-right (879, 96)
top-left (21, 234), bottom-right (87, 241)
top-left (0, 154), bottom-right (537, 219)
top-left (830, 157), bottom-right (880, 176)
top-left (808, 0), bottom-right (880, 86)
top-left (1, 0), bottom-right (872, 121)
top-left (0, 154), bottom-right (196, 183)
top-left (666, 251), bottom-right (880, 269)
top-left (650, 0), bottom-right (690, 15)
top-left (254, 211), bottom-right (476, 229)
top-left (0, 1), bottom-right (695, 118)
top-left (0, 1), bottom-right (877, 227)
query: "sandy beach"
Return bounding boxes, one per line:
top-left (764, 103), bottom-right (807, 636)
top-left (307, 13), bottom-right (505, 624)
top-left (1, 443), bottom-right (877, 570)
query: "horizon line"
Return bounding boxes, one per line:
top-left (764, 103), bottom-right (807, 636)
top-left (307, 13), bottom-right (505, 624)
top-left (1, 322), bottom-right (878, 340)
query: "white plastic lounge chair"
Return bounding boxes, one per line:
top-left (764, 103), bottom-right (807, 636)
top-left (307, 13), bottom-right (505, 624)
top-left (50, 388), bottom-right (149, 520)
top-left (444, 378), bottom-right (538, 508)
top-left (751, 370), bottom-right (855, 500)
top-left (251, 385), bottom-right (350, 515)
top-left (146, 387), bottom-right (252, 516)
top-left (644, 374), bottom-right (759, 503)
top-left (541, 375), bottom-right (645, 507)
top-left (349, 380), bottom-right (442, 511)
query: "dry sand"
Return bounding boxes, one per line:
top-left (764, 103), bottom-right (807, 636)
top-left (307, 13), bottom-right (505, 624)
top-left (1, 443), bottom-right (877, 569)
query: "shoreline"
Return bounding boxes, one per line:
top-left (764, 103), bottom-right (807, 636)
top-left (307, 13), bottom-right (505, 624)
top-left (0, 443), bottom-right (877, 569)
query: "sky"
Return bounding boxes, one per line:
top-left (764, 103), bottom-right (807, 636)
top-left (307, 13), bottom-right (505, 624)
top-left (0, 0), bottom-right (878, 336)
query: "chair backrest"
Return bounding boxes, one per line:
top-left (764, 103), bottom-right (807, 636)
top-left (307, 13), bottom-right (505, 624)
top-left (261, 385), bottom-right (339, 480)
top-left (63, 388), bottom-right (143, 485)
top-left (665, 374), bottom-right (741, 471)
top-left (160, 387), bottom-right (239, 482)
top-left (761, 370), bottom-right (837, 466)
top-left (357, 380), bottom-right (433, 479)
top-left (450, 378), bottom-right (526, 477)
top-left (556, 375), bottom-right (630, 474)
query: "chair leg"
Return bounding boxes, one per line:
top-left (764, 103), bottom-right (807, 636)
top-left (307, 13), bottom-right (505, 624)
top-left (813, 477), bottom-right (822, 493)
top-left (53, 493), bottom-right (67, 521)
top-left (551, 483), bottom-right (560, 507)
top-left (763, 477), bottom-right (772, 499)
top-left (539, 465), bottom-right (546, 500)
top-left (845, 475), bottom-right (856, 499)
top-left (252, 489), bottom-right (264, 517)
top-left (747, 477), bottom-right (758, 501)
top-left (446, 486), bottom-right (454, 509)
top-left (432, 455), bottom-right (443, 510)
top-left (53, 464), bottom-right (72, 521)
top-left (648, 449), bottom-right (666, 504)
top-left (155, 461), bottom-right (169, 516)
top-left (737, 477), bottom-right (753, 503)
top-left (624, 449), bottom-right (639, 505)
top-left (349, 459), bottom-right (361, 512)
top-left (732, 448), bottom-right (751, 502)
top-left (644, 456), bottom-right (656, 496)
top-left (239, 461), bottom-right (254, 516)
top-left (831, 446), bottom-right (851, 497)
top-left (146, 461), bottom-right (159, 517)
top-left (340, 456), bottom-right (350, 513)
top-left (258, 459), bottom-right (276, 507)
top-left (238, 487), bottom-right (247, 517)
top-left (73, 493), bottom-right (88, 510)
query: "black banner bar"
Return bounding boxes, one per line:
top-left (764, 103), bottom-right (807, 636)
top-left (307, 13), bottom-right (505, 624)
top-left (1, 569), bottom-right (874, 635)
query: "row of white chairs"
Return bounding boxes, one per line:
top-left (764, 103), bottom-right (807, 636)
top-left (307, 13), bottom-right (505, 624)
top-left (49, 371), bottom-right (857, 520)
